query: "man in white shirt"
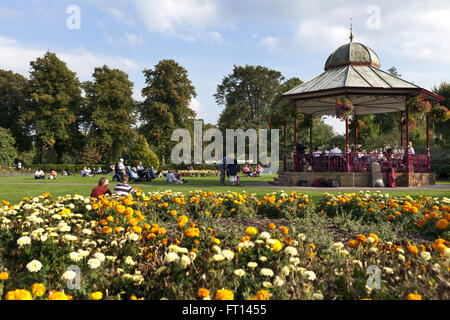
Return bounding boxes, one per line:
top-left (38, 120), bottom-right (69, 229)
top-left (312, 147), bottom-right (322, 157)
top-left (34, 168), bottom-right (45, 180)
top-left (408, 142), bottom-right (415, 155)
top-left (330, 145), bottom-right (342, 155)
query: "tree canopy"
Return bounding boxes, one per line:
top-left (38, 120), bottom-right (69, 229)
top-left (139, 59), bottom-right (197, 164)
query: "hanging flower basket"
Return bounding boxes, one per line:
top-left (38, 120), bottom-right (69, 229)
top-left (430, 103), bottom-right (450, 122)
top-left (407, 95), bottom-right (432, 114)
top-left (335, 97), bottom-right (354, 119)
top-left (267, 113), bottom-right (285, 129)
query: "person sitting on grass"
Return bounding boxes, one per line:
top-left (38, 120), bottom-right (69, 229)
top-left (255, 163), bottom-right (263, 175)
top-left (242, 163), bottom-right (253, 176)
top-left (166, 170), bottom-right (184, 184)
top-left (49, 169), bottom-right (57, 180)
top-left (90, 177), bottom-right (112, 199)
top-left (34, 168), bottom-right (45, 180)
top-left (81, 167), bottom-right (88, 177)
top-left (113, 174), bottom-right (136, 196)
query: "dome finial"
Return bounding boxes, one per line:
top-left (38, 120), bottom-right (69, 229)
top-left (349, 18), bottom-right (354, 42)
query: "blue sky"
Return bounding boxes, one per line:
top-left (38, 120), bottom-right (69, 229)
top-left (1, 0), bottom-right (449, 134)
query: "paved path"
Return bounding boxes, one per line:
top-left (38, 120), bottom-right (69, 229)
top-left (3, 181), bottom-right (450, 192)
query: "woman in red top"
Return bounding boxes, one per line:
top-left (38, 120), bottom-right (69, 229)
top-left (90, 177), bottom-right (112, 199)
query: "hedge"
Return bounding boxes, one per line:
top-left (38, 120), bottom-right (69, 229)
top-left (31, 164), bottom-right (105, 173)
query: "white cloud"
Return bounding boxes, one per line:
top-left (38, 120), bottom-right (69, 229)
top-left (258, 36), bottom-right (282, 53)
top-left (107, 33), bottom-right (144, 46)
top-left (0, 6), bottom-right (24, 18)
top-left (0, 35), bottom-right (139, 81)
top-left (132, 0), bottom-right (222, 41)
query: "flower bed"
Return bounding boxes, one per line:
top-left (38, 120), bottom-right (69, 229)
top-left (0, 191), bottom-right (448, 300)
top-left (318, 192), bottom-right (450, 238)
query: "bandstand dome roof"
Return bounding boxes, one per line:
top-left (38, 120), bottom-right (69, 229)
top-left (324, 42), bottom-right (380, 71)
top-left (275, 39), bottom-right (445, 116)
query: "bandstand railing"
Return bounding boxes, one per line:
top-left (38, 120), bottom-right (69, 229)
top-left (290, 152), bottom-right (430, 173)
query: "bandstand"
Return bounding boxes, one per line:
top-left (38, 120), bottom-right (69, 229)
top-left (272, 35), bottom-right (445, 187)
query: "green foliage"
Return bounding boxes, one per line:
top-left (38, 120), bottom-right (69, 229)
top-left (128, 134), bottom-right (160, 169)
top-left (432, 81), bottom-right (450, 147)
top-left (139, 60), bottom-right (197, 164)
top-left (24, 52), bottom-right (83, 164)
top-left (0, 127), bottom-right (18, 166)
top-left (215, 65), bottom-right (286, 131)
top-left (0, 70), bottom-right (32, 152)
top-left (82, 65), bottom-right (137, 164)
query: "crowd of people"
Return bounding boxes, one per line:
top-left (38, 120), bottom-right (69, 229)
top-left (295, 140), bottom-right (417, 172)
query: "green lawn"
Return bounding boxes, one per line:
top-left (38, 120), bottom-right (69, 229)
top-left (1, 174), bottom-right (449, 205)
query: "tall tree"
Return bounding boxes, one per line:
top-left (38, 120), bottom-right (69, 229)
top-left (215, 65), bottom-right (285, 131)
top-left (24, 52), bottom-right (83, 163)
top-left (82, 65), bottom-right (137, 164)
top-left (0, 70), bottom-right (32, 152)
top-left (0, 127), bottom-right (17, 166)
top-left (139, 59), bottom-right (197, 164)
top-left (433, 81), bottom-right (450, 147)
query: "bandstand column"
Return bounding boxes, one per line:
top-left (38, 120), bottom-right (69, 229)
top-left (426, 113), bottom-right (431, 173)
top-left (400, 112), bottom-right (404, 147)
top-left (293, 104), bottom-right (298, 172)
top-left (345, 116), bottom-right (350, 172)
top-left (309, 115), bottom-right (313, 157)
top-left (406, 104), bottom-right (411, 173)
top-left (354, 115), bottom-right (358, 152)
top-left (283, 121), bottom-right (287, 172)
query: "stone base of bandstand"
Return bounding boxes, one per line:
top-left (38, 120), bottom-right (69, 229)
top-left (271, 172), bottom-right (436, 188)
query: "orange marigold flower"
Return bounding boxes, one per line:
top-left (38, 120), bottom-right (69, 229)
top-left (197, 288), bottom-right (210, 298)
top-left (280, 226), bottom-right (289, 235)
top-left (0, 271), bottom-right (9, 280)
top-left (407, 245), bottom-right (418, 255)
top-left (215, 289), bottom-right (234, 300)
top-left (268, 223), bottom-right (276, 230)
top-left (102, 226), bottom-right (112, 234)
top-left (347, 240), bottom-right (359, 248)
top-left (356, 234), bottom-right (366, 244)
top-left (436, 219), bottom-right (448, 230)
top-left (254, 290), bottom-right (270, 300)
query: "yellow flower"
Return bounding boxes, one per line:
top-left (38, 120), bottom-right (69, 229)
top-left (270, 239), bottom-right (283, 252)
top-left (184, 227), bottom-right (200, 238)
top-left (177, 215), bottom-right (189, 228)
top-left (245, 227), bottom-right (258, 237)
top-left (46, 290), bottom-right (72, 300)
top-left (215, 289), bottom-right (234, 300)
top-left (368, 233), bottom-right (379, 245)
top-left (90, 291), bottom-right (103, 300)
top-left (197, 288), bottom-right (210, 298)
top-left (407, 293), bottom-right (422, 300)
top-left (5, 289), bottom-right (33, 300)
top-left (31, 283), bottom-right (46, 297)
top-left (0, 271), bottom-right (9, 280)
